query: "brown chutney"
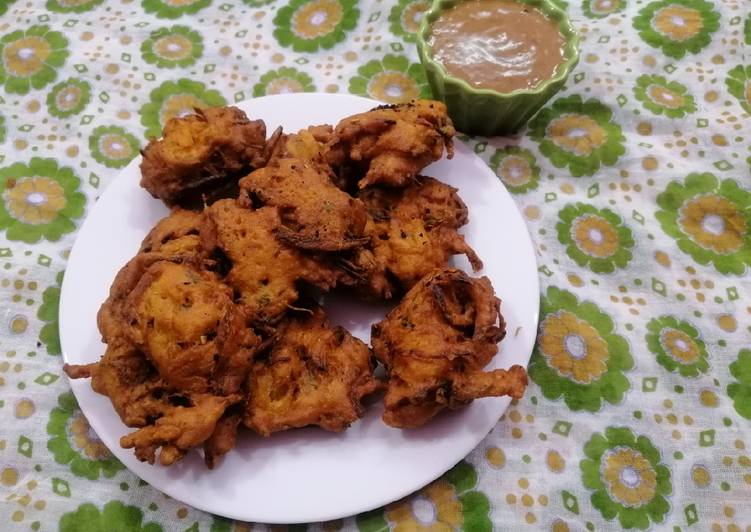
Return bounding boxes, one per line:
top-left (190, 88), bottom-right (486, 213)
top-left (428, 0), bottom-right (567, 93)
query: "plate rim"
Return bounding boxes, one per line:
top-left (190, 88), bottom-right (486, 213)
top-left (59, 92), bottom-right (540, 524)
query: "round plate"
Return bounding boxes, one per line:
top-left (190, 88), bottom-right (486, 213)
top-left (60, 93), bottom-right (539, 524)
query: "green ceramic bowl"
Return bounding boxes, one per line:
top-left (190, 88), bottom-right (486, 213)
top-left (417, 0), bottom-right (580, 136)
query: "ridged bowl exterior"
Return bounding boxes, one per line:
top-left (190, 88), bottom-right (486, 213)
top-left (417, 0), bottom-right (581, 136)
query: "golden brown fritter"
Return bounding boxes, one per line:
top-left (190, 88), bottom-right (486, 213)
top-left (371, 268), bottom-right (527, 428)
top-left (139, 209), bottom-right (205, 256)
top-left (123, 261), bottom-right (258, 395)
top-left (244, 307), bottom-right (379, 436)
top-left (120, 393), bottom-right (241, 466)
top-left (140, 106), bottom-right (268, 207)
top-left (239, 157), bottom-right (368, 252)
top-left (201, 199), bottom-right (340, 324)
top-left (327, 100), bottom-right (456, 189)
top-left (342, 176), bottom-right (481, 299)
top-left (65, 256), bottom-right (258, 468)
top-left (266, 125), bottom-right (333, 168)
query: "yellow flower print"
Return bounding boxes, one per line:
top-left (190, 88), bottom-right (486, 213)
top-left (659, 328), bottom-right (700, 364)
top-left (546, 114), bottom-right (608, 157)
top-left (572, 215), bottom-right (620, 259)
top-left (154, 34), bottom-right (192, 61)
top-left (386, 480), bottom-right (462, 532)
top-left (402, 0), bottom-right (429, 33)
top-left (2, 36), bottom-right (51, 78)
top-left (160, 93), bottom-right (207, 127)
top-left (164, 0), bottom-right (202, 6)
top-left (69, 412), bottom-right (111, 461)
top-left (602, 447), bottom-right (658, 507)
top-left (652, 4), bottom-right (703, 41)
top-left (497, 155), bottom-right (532, 188)
top-left (100, 133), bottom-right (134, 161)
top-left (679, 194), bottom-right (746, 254)
top-left (539, 311), bottom-right (609, 384)
top-left (3, 176), bottom-right (66, 226)
top-left (266, 77), bottom-right (305, 94)
top-left (292, 0), bottom-right (344, 39)
top-left (368, 71), bottom-right (421, 104)
top-left (647, 84), bottom-right (685, 109)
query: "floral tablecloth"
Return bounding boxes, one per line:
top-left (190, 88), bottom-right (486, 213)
top-left (0, 0), bottom-right (749, 530)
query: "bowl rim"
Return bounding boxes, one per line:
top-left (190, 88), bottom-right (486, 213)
top-left (416, 0), bottom-right (581, 99)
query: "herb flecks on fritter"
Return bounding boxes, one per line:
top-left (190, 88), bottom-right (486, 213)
top-left (140, 106), bottom-right (268, 207)
top-left (327, 100), bottom-right (456, 189)
top-left (371, 268), bottom-right (527, 429)
top-left (244, 306), bottom-right (380, 436)
top-left (200, 199), bottom-right (341, 324)
top-left (240, 157), bottom-right (368, 252)
top-left (343, 176), bottom-right (481, 299)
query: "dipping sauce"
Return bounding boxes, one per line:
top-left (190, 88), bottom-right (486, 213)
top-left (428, 0), bottom-right (567, 93)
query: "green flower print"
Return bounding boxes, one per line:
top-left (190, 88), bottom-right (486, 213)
top-left (356, 461), bottom-right (491, 532)
top-left (529, 287), bottom-right (633, 412)
top-left (581, 427), bottom-right (672, 529)
top-left (728, 349), bottom-right (751, 420)
top-left (38, 271), bottom-right (63, 356)
top-left (47, 392), bottom-right (123, 480)
top-left (46, 78), bottom-right (91, 118)
top-left (142, 0), bottom-right (211, 19)
top-left (646, 316), bottom-right (709, 377)
top-left (528, 95), bottom-right (625, 177)
top-left (726, 65), bottom-right (751, 114)
top-left (0, 112), bottom-right (5, 143)
top-left (633, 74), bottom-right (696, 118)
top-left (656, 173), bottom-right (751, 275)
top-left (349, 54), bottom-right (430, 105)
top-left (550, 0), bottom-right (567, 9)
top-left (745, 15), bottom-right (751, 45)
top-left (243, 0), bottom-right (275, 5)
top-left (557, 203), bottom-right (634, 273)
top-left (633, 0), bottom-right (719, 59)
top-left (89, 126), bottom-right (140, 169)
top-left (274, 0), bottom-right (359, 53)
top-left (60, 501), bottom-right (163, 532)
top-left (140, 78), bottom-right (227, 139)
top-left (389, 0), bottom-right (430, 43)
top-left (0, 158), bottom-right (86, 243)
top-left (253, 67), bottom-right (316, 97)
top-left (0, 0), bottom-right (16, 16)
top-left (46, 0), bottom-right (104, 13)
top-left (0, 25), bottom-right (69, 95)
top-left (583, 0), bottom-right (626, 18)
top-left (141, 26), bottom-right (203, 69)
top-left (489, 146), bottom-right (540, 194)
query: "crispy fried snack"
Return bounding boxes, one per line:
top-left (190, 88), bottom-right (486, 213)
top-left (201, 199), bottom-right (340, 323)
top-left (244, 307), bottom-right (379, 436)
top-left (65, 232), bottom-right (258, 467)
top-left (139, 208), bottom-right (205, 256)
top-left (140, 106), bottom-right (268, 207)
top-left (327, 100), bottom-right (456, 189)
top-left (371, 268), bottom-right (527, 428)
top-left (266, 125), bottom-right (333, 168)
top-left (342, 176), bottom-right (481, 299)
top-left (239, 157), bottom-right (368, 252)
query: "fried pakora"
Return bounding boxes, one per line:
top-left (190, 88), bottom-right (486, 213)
top-left (341, 176), bottom-right (481, 299)
top-left (140, 106), bottom-right (268, 207)
top-left (139, 208), bottom-right (205, 256)
top-left (371, 268), bottom-right (527, 428)
top-left (244, 307), bottom-right (379, 436)
top-left (201, 199), bottom-right (340, 324)
top-left (266, 125), bottom-right (333, 168)
top-left (239, 157), bottom-right (368, 252)
top-left (327, 100), bottom-right (456, 189)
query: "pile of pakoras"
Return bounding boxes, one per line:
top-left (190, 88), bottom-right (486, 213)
top-left (64, 100), bottom-right (527, 469)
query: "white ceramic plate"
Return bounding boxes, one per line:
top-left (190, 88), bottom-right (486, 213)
top-left (60, 93), bottom-right (539, 524)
